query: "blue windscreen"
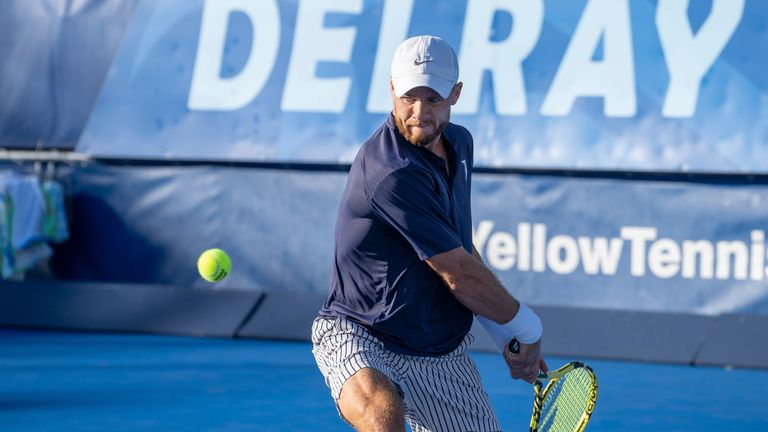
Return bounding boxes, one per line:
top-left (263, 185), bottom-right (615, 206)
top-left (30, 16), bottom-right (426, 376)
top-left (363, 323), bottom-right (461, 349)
top-left (76, 0), bottom-right (767, 173)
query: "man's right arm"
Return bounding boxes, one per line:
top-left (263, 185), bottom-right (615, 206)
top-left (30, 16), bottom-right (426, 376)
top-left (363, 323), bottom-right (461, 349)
top-left (426, 246), bottom-right (518, 323)
top-left (426, 246), bottom-right (547, 382)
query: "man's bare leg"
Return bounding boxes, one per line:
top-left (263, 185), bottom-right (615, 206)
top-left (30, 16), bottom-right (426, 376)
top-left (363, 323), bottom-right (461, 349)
top-left (337, 368), bottom-right (406, 432)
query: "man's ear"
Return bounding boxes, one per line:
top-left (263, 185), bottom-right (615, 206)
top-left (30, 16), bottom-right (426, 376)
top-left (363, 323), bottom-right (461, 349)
top-left (450, 82), bottom-right (463, 105)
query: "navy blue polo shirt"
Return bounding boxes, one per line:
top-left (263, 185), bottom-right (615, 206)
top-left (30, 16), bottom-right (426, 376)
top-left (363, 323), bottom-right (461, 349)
top-left (319, 115), bottom-right (475, 356)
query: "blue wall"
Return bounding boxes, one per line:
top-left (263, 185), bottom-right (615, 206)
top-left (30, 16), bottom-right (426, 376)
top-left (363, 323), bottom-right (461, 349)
top-left (3, 0), bottom-right (767, 323)
top-left (76, 0), bottom-right (768, 172)
top-left (51, 165), bottom-right (768, 318)
top-left (4, 1), bottom-right (768, 171)
top-left (0, 0), bottom-right (138, 149)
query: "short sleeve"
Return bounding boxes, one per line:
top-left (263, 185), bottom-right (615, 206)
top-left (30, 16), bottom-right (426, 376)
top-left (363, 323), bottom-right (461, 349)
top-left (370, 168), bottom-right (462, 260)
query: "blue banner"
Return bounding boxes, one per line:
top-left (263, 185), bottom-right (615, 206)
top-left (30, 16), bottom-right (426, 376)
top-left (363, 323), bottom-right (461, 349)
top-left (55, 165), bottom-right (768, 316)
top-left (0, 0), bottom-right (137, 149)
top-left (473, 174), bottom-right (768, 315)
top-left (77, 0), bottom-right (768, 173)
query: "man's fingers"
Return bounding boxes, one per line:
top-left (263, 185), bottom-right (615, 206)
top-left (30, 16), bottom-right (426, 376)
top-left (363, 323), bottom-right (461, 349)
top-left (506, 360), bottom-right (539, 380)
top-left (506, 363), bottom-right (529, 379)
top-left (503, 339), bottom-right (545, 383)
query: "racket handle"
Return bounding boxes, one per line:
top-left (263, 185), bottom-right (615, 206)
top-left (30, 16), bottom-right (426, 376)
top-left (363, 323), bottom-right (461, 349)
top-left (507, 338), bottom-right (520, 355)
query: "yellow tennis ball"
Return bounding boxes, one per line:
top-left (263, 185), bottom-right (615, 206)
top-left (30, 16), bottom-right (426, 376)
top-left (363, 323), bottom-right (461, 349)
top-left (197, 248), bottom-right (231, 282)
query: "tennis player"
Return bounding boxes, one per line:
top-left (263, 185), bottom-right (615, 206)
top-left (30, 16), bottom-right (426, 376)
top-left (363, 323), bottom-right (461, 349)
top-left (311, 35), bottom-right (547, 432)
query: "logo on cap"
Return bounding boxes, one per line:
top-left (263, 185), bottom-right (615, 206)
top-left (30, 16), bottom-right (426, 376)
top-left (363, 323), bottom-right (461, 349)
top-left (414, 54), bottom-right (434, 65)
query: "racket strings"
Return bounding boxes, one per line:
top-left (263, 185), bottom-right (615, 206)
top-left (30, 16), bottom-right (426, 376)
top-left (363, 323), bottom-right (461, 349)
top-left (538, 367), bottom-right (594, 432)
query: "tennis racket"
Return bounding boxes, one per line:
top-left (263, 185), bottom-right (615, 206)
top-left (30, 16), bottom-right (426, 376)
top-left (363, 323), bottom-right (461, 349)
top-left (509, 339), bottom-right (598, 432)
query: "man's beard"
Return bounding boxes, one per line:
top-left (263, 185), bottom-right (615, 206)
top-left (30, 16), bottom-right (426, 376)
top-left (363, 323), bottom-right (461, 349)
top-left (394, 116), bottom-right (447, 147)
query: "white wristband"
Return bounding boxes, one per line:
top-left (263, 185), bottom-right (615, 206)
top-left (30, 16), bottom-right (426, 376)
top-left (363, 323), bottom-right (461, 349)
top-left (503, 303), bottom-right (543, 344)
top-left (475, 303), bottom-right (543, 354)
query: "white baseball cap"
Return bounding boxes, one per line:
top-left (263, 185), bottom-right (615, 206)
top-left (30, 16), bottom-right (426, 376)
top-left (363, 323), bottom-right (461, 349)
top-left (390, 35), bottom-right (459, 99)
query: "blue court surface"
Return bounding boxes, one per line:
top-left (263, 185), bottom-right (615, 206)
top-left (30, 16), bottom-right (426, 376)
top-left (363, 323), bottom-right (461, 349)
top-left (2, 329), bottom-right (766, 431)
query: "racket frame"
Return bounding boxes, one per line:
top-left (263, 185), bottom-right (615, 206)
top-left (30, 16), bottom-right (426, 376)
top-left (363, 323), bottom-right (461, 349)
top-left (530, 361), bottom-right (598, 432)
top-left (505, 339), bottom-right (597, 432)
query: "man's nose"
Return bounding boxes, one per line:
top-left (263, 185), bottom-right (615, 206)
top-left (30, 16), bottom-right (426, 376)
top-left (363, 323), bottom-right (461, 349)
top-left (411, 99), bottom-right (427, 118)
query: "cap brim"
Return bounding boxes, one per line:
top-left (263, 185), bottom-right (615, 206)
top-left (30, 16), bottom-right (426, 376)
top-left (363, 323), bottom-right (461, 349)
top-left (392, 74), bottom-right (455, 99)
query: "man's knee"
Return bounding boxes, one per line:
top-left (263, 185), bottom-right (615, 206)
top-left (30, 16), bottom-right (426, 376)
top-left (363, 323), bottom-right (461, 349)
top-left (337, 368), bottom-right (405, 432)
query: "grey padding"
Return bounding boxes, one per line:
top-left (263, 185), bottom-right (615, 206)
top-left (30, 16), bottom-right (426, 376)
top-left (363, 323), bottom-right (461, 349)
top-left (534, 306), bottom-right (712, 364)
top-left (0, 281), bottom-right (263, 337)
top-left (470, 306), bottom-right (768, 369)
top-left (695, 314), bottom-right (768, 369)
top-left (2, 282), bottom-right (766, 368)
top-left (236, 289), bottom-right (326, 341)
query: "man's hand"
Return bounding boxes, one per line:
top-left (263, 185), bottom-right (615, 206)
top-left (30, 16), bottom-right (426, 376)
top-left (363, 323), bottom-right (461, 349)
top-left (502, 339), bottom-right (548, 384)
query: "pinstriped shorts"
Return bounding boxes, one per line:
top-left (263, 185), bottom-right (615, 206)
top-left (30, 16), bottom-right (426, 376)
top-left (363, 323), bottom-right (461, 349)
top-left (311, 316), bottom-right (502, 432)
